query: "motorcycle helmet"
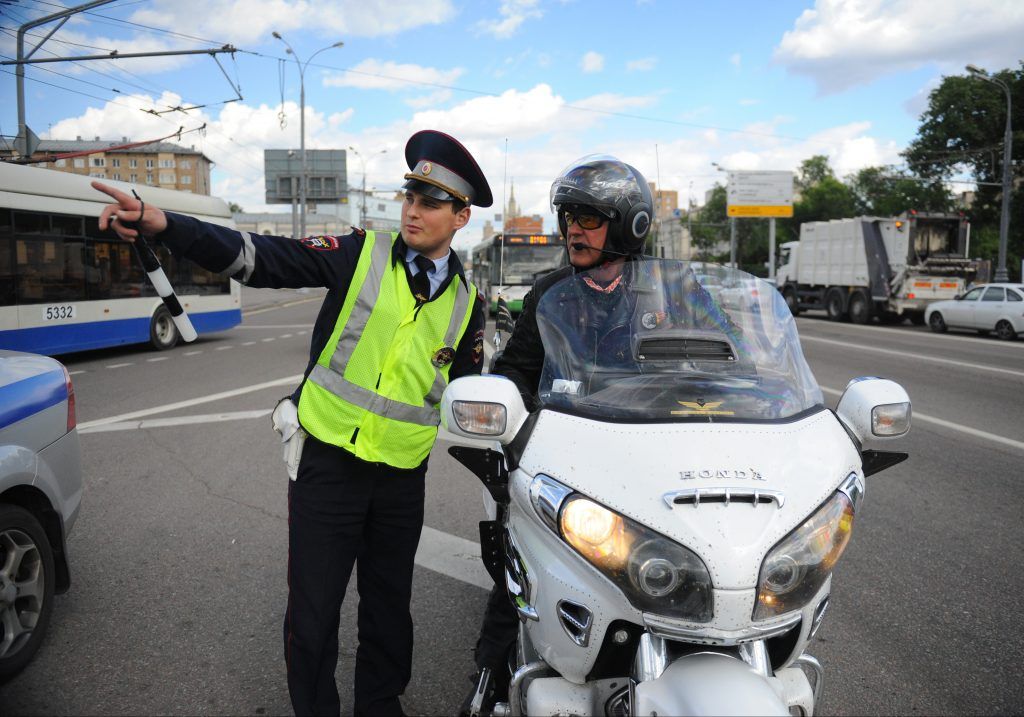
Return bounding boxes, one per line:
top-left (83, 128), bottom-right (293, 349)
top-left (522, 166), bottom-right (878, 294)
top-left (550, 154), bottom-right (653, 255)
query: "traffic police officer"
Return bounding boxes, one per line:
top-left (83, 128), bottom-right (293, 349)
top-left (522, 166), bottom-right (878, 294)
top-left (93, 129), bottom-right (491, 716)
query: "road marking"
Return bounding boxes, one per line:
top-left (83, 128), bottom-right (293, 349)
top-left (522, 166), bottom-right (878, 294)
top-left (146, 356), bottom-right (169, 362)
top-left (243, 296), bottom-right (323, 317)
top-left (819, 385), bottom-right (1024, 452)
top-left (242, 341), bottom-right (256, 346)
top-left (69, 370), bottom-right (86, 376)
top-left (416, 526), bottom-right (490, 590)
top-left (106, 363), bottom-right (133, 369)
top-left (261, 337), bottom-right (276, 342)
top-left (802, 335), bottom-right (1024, 378)
top-left (797, 317), bottom-right (1024, 350)
top-left (184, 350), bottom-right (203, 356)
top-left (77, 374), bottom-right (303, 430)
top-left (216, 345), bottom-right (234, 350)
top-left (280, 333), bottom-right (293, 338)
top-left (80, 409), bottom-right (272, 434)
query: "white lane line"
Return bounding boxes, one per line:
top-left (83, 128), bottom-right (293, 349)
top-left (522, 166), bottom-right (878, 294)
top-left (802, 335), bottom-right (1024, 379)
top-left (184, 350), bottom-right (203, 356)
top-left (416, 526), bottom-right (490, 590)
top-left (797, 318), bottom-right (1024, 350)
top-left (236, 324), bottom-right (314, 330)
top-left (280, 333), bottom-right (293, 339)
top-left (69, 370), bottom-right (86, 376)
top-left (77, 374), bottom-right (303, 430)
top-left (242, 341), bottom-right (256, 346)
top-left (106, 363), bottom-right (133, 369)
top-left (820, 385), bottom-right (1024, 452)
top-left (80, 409), bottom-right (272, 434)
top-left (147, 356), bottom-right (169, 363)
top-left (243, 297), bottom-right (323, 316)
top-left (261, 337), bottom-right (276, 343)
top-left (297, 330), bottom-right (309, 335)
top-left (216, 345), bottom-right (234, 351)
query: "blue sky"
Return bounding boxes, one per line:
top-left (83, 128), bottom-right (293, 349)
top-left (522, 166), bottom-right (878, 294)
top-left (2, 0), bottom-right (1022, 251)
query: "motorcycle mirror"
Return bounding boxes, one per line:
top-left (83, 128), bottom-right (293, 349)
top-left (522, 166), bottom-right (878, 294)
top-left (440, 375), bottom-right (528, 445)
top-left (835, 377), bottom-right (911, 445)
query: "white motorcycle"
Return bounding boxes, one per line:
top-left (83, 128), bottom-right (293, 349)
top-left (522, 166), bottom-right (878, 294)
top-left (442, 260), bottom-right (910, 716)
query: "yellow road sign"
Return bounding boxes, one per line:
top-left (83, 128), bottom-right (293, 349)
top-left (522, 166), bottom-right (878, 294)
top-left (727, 205), bottom-right (794, 218)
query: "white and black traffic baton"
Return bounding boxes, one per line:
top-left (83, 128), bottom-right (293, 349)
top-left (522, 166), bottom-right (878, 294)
top-left (125, 190), bottom-right (198, 342)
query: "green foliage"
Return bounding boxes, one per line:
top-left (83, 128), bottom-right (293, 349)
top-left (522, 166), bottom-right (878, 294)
top-left (847, 166), bottom-right (952, 216)
top-left (228, 202), bottom-right (244, 213)
top-left (904, 64), bottom-right (1023, 278)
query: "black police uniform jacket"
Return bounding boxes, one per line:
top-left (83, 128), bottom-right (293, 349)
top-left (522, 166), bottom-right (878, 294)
top-left (157, 213), bottom-right (486, 429)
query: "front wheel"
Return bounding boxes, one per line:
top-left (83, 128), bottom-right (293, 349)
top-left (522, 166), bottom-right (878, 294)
top-left (782, 287), bottom-right (800, 316)
top-left (995, 320), bottom-right (1018, 341)
top-left (0, 504), bottom-right (56, 682)
top-left (928, 311), bottom-right (947, 333)
top-left (149, 305), bottom-right (179, 350)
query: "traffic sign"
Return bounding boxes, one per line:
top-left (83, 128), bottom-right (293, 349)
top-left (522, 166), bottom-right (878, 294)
top-left (726, 170), bottom-right (793, 218)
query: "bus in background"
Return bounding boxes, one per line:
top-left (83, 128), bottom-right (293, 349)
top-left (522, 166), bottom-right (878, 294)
top-left (0, 161), bottom-right (241, 356)
top-left (471, 232), bottom-right (565, 315)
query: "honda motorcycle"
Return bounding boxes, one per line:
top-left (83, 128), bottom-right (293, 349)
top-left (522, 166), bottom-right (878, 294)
top-left (442, 259), bottom-right (910, 716)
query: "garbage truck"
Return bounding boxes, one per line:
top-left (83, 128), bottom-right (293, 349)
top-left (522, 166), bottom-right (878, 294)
top-left (775, 211), bottom-right (975, 324)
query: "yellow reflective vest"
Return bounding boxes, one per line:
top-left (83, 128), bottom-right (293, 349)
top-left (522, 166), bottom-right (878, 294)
top-left (298, 231), bottom-right (476, 469)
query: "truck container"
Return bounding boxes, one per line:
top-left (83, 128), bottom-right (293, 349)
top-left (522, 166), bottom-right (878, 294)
top-left (775, 212), bottom-right (975, 324)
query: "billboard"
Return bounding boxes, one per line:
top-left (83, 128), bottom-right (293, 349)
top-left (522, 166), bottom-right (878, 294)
top-left (726, 171), bottom-right (794, 218)
top-left (264, 149), bottom-right (348, 204)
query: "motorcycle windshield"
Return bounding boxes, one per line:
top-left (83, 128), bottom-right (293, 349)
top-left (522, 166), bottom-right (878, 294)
top-left (534, 259), bottom-right (823, 422)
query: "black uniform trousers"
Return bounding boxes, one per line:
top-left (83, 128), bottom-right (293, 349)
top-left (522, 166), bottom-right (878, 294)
top-left (285, 434), bottom-right (426, 716)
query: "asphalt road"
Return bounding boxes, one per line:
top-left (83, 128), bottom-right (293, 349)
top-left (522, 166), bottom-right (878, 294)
top-left (3, 294), bottom-right (1022, 716)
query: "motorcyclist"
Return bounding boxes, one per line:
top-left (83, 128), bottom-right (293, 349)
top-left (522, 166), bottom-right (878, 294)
top-left (460, 155), bottom-right (655, 716)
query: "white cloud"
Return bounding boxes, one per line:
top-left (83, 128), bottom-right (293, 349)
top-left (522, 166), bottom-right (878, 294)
top-left (130, 0), bottom-right (456, 45)
top-left (405, 90), bottom-right (455, 109)
top-left (581, 51), bottom-right (605, 73)
top-left (323, 59), bottom-right (464, 91)
top-left (730, 53), bottom-right (742, 69)
top-left (626, 57), bottom-right (658, 72)
top-left (775, 0), bottom-right (1024, 93)
top-left (476, 0), bottom-right (544, 38)
top-left (739, 99), bottom-right (760, 106)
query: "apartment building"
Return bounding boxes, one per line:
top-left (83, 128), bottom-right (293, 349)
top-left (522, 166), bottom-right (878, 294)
top-left (1, 137), bottom-right (213, 195)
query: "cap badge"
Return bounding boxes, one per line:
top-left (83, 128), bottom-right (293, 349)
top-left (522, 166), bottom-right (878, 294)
top-left (431, 346), bottom-right (455, 368)
top-left (421, 162), bottom-right (432, 176)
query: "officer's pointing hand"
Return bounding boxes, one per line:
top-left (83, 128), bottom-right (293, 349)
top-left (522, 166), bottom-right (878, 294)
top-left (92, 181), bottom-right (168, 242)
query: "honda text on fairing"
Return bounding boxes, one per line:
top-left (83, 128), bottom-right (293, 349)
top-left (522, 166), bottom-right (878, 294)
top-left (442, 260), bottom-right (910, 716)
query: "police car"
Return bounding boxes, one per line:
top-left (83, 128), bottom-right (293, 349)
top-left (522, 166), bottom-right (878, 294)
top-left (0, 349), bottom-right (82, 681)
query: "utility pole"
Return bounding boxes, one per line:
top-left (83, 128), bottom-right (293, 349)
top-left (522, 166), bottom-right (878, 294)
top-left (347, 146), bottom-right (387, 228)
top-left (273, 33), bottom-right (344, 240)
top-left (966, 64), bottom-right (1014, 282)
top-left (4, 0), bottom-right (238, 158)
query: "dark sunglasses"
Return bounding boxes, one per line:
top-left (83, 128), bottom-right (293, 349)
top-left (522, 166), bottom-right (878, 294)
top-left (562, 209), bottom-right (607, 230)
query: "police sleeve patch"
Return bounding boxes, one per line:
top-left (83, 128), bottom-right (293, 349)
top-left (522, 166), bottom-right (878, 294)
top-left (472, 328), bottom-right (484, 365)
top-left (300, 235), bottom-right (340, 251)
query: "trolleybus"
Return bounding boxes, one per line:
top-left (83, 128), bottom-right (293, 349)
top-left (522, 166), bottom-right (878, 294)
top-left (0, 161), bottom-right (241, 355)
top-left (470, 232), bottom-right (564, 315)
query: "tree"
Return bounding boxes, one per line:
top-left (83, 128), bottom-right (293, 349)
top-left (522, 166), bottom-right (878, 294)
top-left (847, 166), bottom-right (953, 216)
top-left (780, 156), bottom-right (858, 242)
top-left (228, 202), bottom-right (244, 214)
top-left (905, 65), bottom-right (1023, 276)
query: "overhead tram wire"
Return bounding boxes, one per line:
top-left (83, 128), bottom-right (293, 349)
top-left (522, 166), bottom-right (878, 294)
top-left (20, 0), bottom-right (233, 46)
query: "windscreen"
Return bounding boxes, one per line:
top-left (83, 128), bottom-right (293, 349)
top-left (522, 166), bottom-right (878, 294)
top-left (534, 259), bottom-right (823, 422)
top-left (500, 244), bottom-right (565, 284)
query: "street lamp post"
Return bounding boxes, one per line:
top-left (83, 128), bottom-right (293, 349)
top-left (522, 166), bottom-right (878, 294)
top-left (347, 146), bottom-right (387, 228)
top-left (966, 64), bottom-right (1013, 282)
top-left (272, 32), bottom-right (343, 240)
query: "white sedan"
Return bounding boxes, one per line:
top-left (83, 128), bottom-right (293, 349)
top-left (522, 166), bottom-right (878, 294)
top-left (925, 283), bottom-right (1024, 340)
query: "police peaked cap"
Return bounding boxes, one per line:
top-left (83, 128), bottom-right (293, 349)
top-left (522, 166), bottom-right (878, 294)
top-left (402, 130), bottom-right (493, 207)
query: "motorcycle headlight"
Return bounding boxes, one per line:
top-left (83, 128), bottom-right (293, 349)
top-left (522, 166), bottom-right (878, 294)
top-left (558, 494), bottom-right (713, 622)
top-left (754, 490), bottom-right (855, 620)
